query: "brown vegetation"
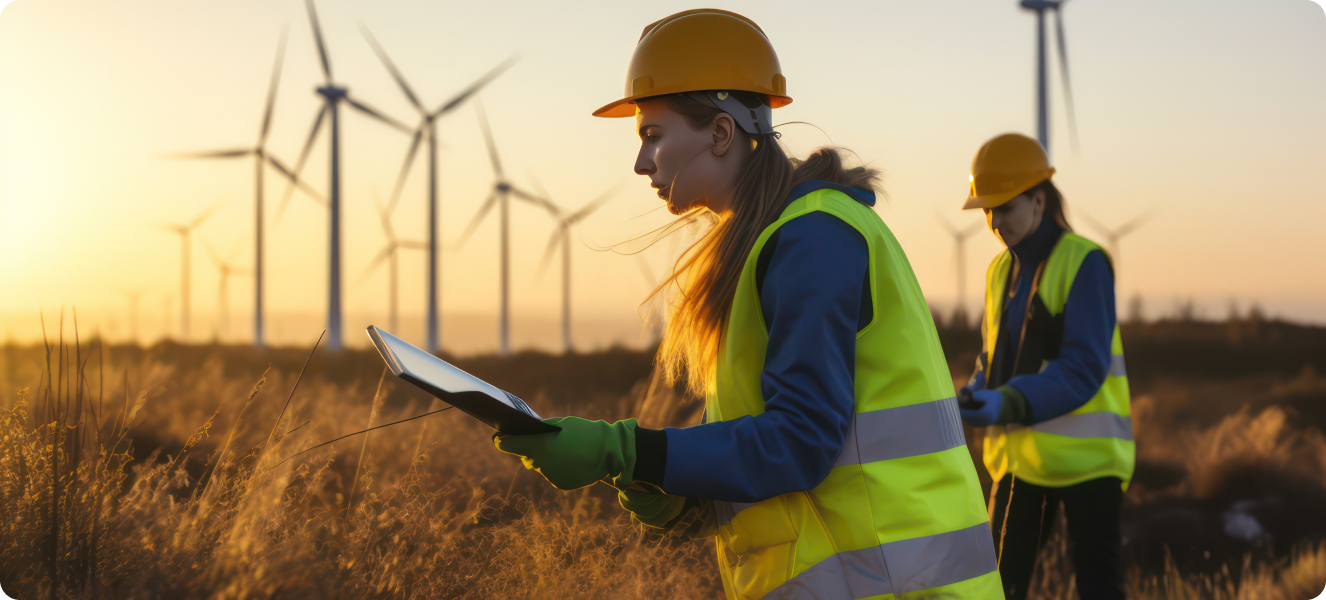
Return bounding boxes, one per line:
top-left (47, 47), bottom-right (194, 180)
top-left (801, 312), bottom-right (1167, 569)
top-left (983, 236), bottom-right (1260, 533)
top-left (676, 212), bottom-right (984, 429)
top-left (0, 318), bottom-right (1323, 598)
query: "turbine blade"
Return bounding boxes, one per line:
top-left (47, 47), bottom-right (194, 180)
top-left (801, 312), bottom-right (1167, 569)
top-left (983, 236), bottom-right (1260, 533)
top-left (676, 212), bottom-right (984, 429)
top-left (373, 189), bottom-right (396, 241)
top-left (399, 240), bottom-right (428, 250)
top-left (387, 128), bottom-right (424, 213)
top-left (1115, 211), bottom-right (1154, 238)
top-left (356, 21), bottom-right (424, 113)
top-left (304, 0), bottom-right (332, 81)
top-left (568, 184), bottom-right (621, 223)
top-left (190, 200), bottom-right (223, 230)
top-left (170, 148), bottom-right (253, 159)
top-left (346, 95), bottom-right (412, 133)
top-left (359, 246), bottom-right (393, 284)
top-left (433, 55), bottom-right (518, 117)
top-left (1075, 210), bottom-right (1110, 237)
top-left (960, 221), bottom-right (985, 238)
top-left (202, 236), bottom-right (223, 267)
top-left (259, 25), bottom-right (289, 146)
top-left (278, 103), bottom-right (328, 222)
top-left (930, 211), bottom-right (959, 236)
top-left (266, 155), bottom-right (326, 206)
top-left (535, 227), bottom-right (565, 279)
top-left (474, 98), bottom-right (503, 178)
top-left (509, 186), bottom-right (558, 215)
top-left (453, 192), bottom-right (499, 250)
top-left (1054, 7), bottom-right (1080, 156)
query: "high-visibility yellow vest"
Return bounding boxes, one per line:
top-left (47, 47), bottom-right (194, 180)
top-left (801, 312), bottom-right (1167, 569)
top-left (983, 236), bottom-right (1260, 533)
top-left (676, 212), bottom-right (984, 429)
top-left (979, 232), bottom-right (1135, 491)
top-left (707, 188), bottom-right (1001, 600)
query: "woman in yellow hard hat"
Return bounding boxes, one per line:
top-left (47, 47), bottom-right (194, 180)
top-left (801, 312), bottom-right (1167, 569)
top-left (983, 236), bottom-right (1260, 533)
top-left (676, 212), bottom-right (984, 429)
top-left (957, 133), bottom-right (1133, 600)
top-left (494, 9), bottom-right (1002, 599)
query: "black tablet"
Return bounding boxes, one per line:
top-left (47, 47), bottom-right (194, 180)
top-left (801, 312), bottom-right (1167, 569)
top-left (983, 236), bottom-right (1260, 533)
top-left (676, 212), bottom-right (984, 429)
top-left (366, 326), bottom-right (560, 435)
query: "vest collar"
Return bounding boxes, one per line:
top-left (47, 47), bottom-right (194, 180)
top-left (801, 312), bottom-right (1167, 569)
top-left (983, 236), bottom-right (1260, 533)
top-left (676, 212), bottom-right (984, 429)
top-left (787, 180), bottom-right (877, 208)
top-left (1010, 215), bottom-right (1062, 265)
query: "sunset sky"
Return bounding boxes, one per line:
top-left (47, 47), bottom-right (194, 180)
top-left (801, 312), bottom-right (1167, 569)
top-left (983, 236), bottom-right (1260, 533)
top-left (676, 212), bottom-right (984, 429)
top-left (0, 0), bottom-right (1323, 353)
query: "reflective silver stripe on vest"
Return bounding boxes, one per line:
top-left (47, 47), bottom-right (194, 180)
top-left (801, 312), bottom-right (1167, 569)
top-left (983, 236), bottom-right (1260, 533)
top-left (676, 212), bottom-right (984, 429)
top-left (1109, 354), bottom-right (1127, 378)
top-left (715, 398), bottom-right (967, 527)
top-left (833, 396), bottom-right (967, 468)
top-left (1009, 411), bottom-right (1134, 441)
top-left (767, 521), bottom-right (998, 599)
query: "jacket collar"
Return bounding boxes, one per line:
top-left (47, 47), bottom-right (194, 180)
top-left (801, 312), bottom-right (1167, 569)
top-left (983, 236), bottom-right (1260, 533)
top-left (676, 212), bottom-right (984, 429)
top-left (787, 180), bottom-right (877, 207)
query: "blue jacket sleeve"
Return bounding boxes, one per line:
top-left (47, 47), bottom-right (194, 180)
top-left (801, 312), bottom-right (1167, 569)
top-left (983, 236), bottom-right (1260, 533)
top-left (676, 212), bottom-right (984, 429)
top-left (1007, 250), bottom-right (1116, 423)
top-left (661, 213), bottom-right (865, 503)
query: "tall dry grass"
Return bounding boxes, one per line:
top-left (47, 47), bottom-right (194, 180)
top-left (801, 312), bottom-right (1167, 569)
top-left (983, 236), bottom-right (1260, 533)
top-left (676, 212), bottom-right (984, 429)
top-left (0, 325), bottom-right (1322, 598)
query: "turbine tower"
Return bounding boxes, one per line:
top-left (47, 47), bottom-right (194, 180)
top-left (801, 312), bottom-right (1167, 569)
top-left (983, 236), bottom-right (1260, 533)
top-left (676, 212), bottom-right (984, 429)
top-left (172, 28), bottom-right (323, 347)
top-left (519, 182), bottom-right (617, 353)
top-left (1020, 0), bottom-right (1078, 156)
top-left (934, 215), bottom-right (985, 329)
top-left (361, 194), bottom-right (426, 334)
top-left (358, 22), bottom-right (515, 355)
top-left (454, 100), bottom-right (545, 355)
top-left (159, 204), bottom-right (219, 342)
top-left (285, 0), bottom-right (412, 350)
top-left (204, 238), bottom-right (251, 341)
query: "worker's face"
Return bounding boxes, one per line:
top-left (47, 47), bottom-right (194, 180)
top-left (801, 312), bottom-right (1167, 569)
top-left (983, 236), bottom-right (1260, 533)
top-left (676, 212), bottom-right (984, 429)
top-left (633, 99), bottom-right (748, 215)
top-left (985, 189), bottom-right (1044, 247)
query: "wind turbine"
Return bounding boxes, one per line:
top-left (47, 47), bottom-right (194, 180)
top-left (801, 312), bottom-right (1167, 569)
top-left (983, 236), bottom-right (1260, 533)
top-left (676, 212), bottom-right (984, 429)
top-left (1078, 210), bottom-right (1152, 285)
top-left (119, 288), bottom-right (149, 346)
top-left (203, 238), bottom-right (251, 341)
top-left (1020, 0), bottom-right (1079, 156)
top-left (360, 194), bottom-right (426, 334)
top-left (934, 214), bottom-right (985, 329)
top-left (357, 22), bottom-right (516, 355)
top-left (159, 204), bottom-right (220, 342)
top-left (282, 0), bottom-right (414, 351)
top-left (170, 28), bottom-right (323, 348)
top-left (454, 100), bottom-right (546, 356)
top-left (519, 181), bottom-right (618, 353)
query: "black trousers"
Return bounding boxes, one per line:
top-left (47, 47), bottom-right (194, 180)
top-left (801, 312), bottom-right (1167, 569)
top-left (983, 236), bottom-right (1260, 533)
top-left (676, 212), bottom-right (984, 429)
top-left (989, 475), bottom-right (1126, 600)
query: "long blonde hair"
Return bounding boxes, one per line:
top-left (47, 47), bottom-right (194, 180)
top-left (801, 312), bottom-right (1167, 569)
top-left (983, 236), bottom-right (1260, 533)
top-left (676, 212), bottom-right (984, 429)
top-left (650, 92), bottom-right (882, 397)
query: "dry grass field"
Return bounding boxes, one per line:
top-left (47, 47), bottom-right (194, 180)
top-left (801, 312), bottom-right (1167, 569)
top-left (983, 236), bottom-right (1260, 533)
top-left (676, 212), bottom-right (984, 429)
top-left (0, 316), bottom-right (1323, 599)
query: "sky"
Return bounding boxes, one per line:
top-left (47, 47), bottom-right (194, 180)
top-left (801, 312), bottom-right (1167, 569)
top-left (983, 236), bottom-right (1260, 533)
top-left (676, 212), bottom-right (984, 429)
top-left (0, 0), bottom-right (1323, 353)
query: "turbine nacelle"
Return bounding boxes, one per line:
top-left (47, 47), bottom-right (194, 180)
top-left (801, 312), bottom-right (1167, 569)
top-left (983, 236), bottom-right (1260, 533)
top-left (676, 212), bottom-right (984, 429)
top-left (316, 85), bottom-right (348, 99)
top-left (1019, 0), bottom-right (1062, 11)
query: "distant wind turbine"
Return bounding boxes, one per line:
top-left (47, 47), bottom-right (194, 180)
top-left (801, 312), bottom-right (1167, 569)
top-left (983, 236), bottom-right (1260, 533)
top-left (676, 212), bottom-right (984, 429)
top-left (519, 179), bottom-right (618, 353)
top-left (119, 287), bottom-right (149, 346)
top-left (172, 27), bottom-right (323, 348)
top-left (1021, 0), bottom-right (1079, 156)
top-left (360, 194), bottom-right (426, 334)
top-left (934, 214), bottom-right (985, 328)
top-left (1078, 210), bottom-right (1153, 283)
top-left (357, 22), bottom-right (516, 355)
top-left (203, 238), bottom-right (251, 341)
top-left (281, 0), bottom-right (414, 351)
top-left (159, 203), bottom-right (220, 342)
top-left (454, 100), bottom-right (546, 356)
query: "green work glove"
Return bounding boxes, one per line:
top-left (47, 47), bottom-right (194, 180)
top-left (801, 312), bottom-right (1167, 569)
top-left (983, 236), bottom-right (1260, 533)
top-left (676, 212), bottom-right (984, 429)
top-left (493, 416), bottom-right (637, 491)
top-left (618, 481), bottom-right (687, 529)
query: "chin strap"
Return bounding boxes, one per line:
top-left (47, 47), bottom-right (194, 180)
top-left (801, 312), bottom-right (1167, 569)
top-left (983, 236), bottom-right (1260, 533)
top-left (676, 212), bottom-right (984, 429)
top-left (682, 90), bottom-right (775, 136)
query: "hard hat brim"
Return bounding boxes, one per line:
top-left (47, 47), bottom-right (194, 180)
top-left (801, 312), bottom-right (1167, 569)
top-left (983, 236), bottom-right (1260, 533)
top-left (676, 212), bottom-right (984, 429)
top-left (962, 190), bottom-right (1022, 210)
top-left (593, 93), bottom-right (792, 118)
top-left (961, 169), bottom-right (1055, 210)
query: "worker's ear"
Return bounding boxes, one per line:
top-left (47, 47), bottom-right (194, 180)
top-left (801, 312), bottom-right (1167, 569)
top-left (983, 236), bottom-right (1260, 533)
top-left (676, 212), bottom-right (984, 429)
top-left (1031, 188), bottom-right (1046, 218)
top-left (711, 113), bottom-right (737, 157)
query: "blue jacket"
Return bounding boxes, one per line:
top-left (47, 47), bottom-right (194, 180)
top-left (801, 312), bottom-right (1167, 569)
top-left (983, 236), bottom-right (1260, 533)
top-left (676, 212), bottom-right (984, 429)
top-left (634, 181), bottom-right (872, 503)
top-left (970, 216), bottom-right (1117, 423)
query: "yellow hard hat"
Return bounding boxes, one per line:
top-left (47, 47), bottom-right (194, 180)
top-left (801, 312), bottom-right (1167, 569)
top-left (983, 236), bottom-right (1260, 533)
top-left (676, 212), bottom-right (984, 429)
top-left (593, 9), bottom-right (792, 118)
top-left (962, 133), bottom-right (1056, 210)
